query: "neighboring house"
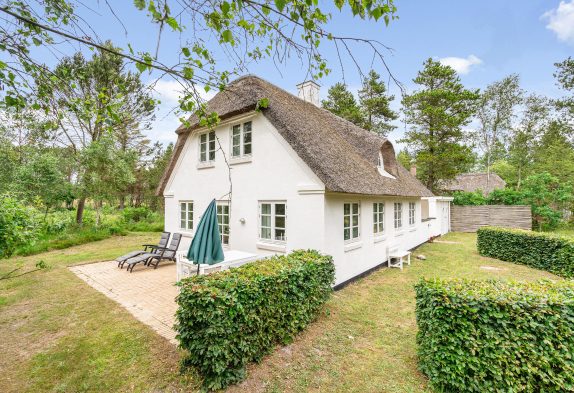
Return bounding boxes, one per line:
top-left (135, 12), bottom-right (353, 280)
top-left (443, 173), bottom-right (506, 196)
top-left (157, 76), bottom-right (451, 286)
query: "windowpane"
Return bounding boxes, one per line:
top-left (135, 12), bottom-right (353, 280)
top-left (261, 215), bottom-right (271, 228)
top-left (200, 134), bottom-right (206, 143)
top-left (344, 228), bottom-right (350, 241)
top-left (275, 204), bottom-right (285, 215)
top-left (275, 215), bottom-right (285, 229)
top-left (261, 203), bottom-right (271, 215)
top-left (343, 215), bottom-right (350, 228)
top-left (344, 203), bottom-right (350, 215)
top-left (352, 214), bottom-right (359, 226)
top-left (261, 227), bottom-right (271, 239)
top-left (352, 203), bottom-right (359, 214)
top-left (275, 228), bottom-right (285, 241)
top-left (243, 142), bottom-right (252, 155)
top-left (352, 227), bottom-right (359, 238)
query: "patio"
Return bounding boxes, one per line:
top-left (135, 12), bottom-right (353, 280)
top-left (70, 261), bottom-right (179, 344)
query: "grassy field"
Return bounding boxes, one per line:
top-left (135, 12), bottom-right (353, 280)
top-left (0, 232), bottom-right (198, 393)
top-left (0, 232), bottom-right (559, 392)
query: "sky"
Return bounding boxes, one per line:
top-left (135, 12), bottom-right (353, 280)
top-left (47, 1), bottom-right (574, 147)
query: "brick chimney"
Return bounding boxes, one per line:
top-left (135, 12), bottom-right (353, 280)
top-left (410, 164), bottom-right (417, 177)
top-left (296, 80), bottom-right (320, 106)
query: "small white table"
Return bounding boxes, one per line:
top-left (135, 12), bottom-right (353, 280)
top-left (176, 250), bottom-right (259, 280)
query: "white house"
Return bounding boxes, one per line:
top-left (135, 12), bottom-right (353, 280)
top-left (157, 76), bottom-right (451, 287)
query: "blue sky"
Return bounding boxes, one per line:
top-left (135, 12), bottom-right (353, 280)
top-left (69, 1), bottom-right (574, 147)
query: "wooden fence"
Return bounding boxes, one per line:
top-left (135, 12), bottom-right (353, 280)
top-left (451, 205), bottom-right (532, 232)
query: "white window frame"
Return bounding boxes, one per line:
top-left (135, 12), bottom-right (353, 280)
top-left (258, 201), bottom-right (286, 243)
top-left (344, 202), bottom-right (361, 242)
top-left (377, 152), bottom-right (384, 170)
top-left (231, 121), bottom-right (252, 158)
top-left (394, 202), bottom-right (403, 230)
top-left (217, 201), bottom-right (230, 246)
top-left (373, 202), bottom-right (385, 235)
top-left (409, 202), bottom-right (416, 226)
top-left (179, 201), bottom-right (193, 231)
top-left (199, 131), bottom-right (216, 162)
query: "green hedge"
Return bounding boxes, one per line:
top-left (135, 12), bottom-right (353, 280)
top-left (175, 250), bottom-right (335, 390)
top-left (477, 226), bottom-right (574, 278)
top-left (415, 278), bottom-right (574, 392)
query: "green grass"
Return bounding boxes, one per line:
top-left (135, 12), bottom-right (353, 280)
top-left (0, 232), bottom-right (198, 393)
top-left (0, 232), bottom-right (559, 392)
top-left (227, 232), bottom-right (559, 393)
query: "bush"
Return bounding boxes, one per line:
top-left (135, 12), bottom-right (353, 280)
top-left (121, 206), bottom-right (152, 223)
top-left (477, 226), bottom-right (574, 278)
top-left (415, 278), bottom-right (574, 392)
top-left (452, 190), bottom-right (487, 206)
top-left (0, 193), bottom-right (38, 258)
top-left (175, 250), bottom-right (335, 390)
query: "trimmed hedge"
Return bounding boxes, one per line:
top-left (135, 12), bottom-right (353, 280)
top-left (477, 226), bottom-right (574, 278)
top-left (175, 249), bottom-right (335, 390)
top-left (415, 278), bottom-right (574, 392)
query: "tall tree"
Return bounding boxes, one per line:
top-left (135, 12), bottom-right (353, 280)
top-left (358, 70), bottom-right (398, 136)
top-left (474, 74), bottom-right (522, 184)
top-left (36, 43), bottom-right (156, 223)
top-left (321, 83), bottom-right (364, 125)
top-left (400, 58), bottom-right (479, 192)
top-left (554, 57), bottom-right (574, 124)
top-left (508, 94), bottom-right (551, 188)
top-left (531, 121), bottom-right (574, 184)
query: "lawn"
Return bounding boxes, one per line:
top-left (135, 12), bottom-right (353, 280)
top-left (0, 232), bottom-right (558, 392)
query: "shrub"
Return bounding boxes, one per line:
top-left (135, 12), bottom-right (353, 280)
top-left (452, 190), bottom-right (487, 206)
top-left (415, 278), bottom-right (574, 392)
top-left (121, 206), bottom-right (152, 223)
top-left (477, 226), bottom-right (574, 278)
top-left (175, 250), bottom-right (335, 390)
top-left (0, 193), bottom-right (38, 258)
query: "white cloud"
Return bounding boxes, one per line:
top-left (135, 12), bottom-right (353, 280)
top-left (150, 79), bottom-right (216, 104)
top-left (542, 1), bottom-right (574, 45)
top-left (438, 55), bottom-right (483, 75)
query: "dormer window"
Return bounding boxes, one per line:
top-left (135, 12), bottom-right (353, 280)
top-left (378, 152), bottom-right (384, 170)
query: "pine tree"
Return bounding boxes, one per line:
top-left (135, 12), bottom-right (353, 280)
top-left (358, 70), bottom-right (398, 136)
top-left (400, 58), bottom-right (479, 192)
top-left (321, 83), bottom-right (364, 125)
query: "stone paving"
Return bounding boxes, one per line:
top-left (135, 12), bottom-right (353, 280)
top-left (70, 261), bottom-right (179, 344)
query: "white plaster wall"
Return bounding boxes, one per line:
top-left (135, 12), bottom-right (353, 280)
top-left (323, 194), bottom-right (430, 285)
top-left (164, 112), bottom-right (325, 256)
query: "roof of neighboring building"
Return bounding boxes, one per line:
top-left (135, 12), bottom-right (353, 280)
top-left (443, 173), bottom-right (506, 195)
top-left (157, 75), bottom-right (434, 198)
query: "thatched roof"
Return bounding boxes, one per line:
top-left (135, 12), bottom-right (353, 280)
top-left (443, 173), bottom-right (506, 195)
top-left (157, 75), bottom-right (433, 198)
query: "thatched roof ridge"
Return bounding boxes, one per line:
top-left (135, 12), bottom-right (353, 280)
top-left (157, 75), bottom-right (433, 197)
top-left (443, 173), bottom-right (506, 195)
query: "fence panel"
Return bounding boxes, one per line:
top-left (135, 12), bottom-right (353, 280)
top-left (451, 205), bottom-right (532, 232)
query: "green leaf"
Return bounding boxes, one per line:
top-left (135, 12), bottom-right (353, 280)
top-left (165, 17), bottom-right (181, 31)
top-left (274, 0), bottom-right (287, 13)
top-left (133, 0), bottom-right (146, 10)
top-left (221, 29), bottom-right (233, 43)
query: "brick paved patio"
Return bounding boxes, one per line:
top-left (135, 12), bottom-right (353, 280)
top-left (70, 261), bottom-right (179, 344)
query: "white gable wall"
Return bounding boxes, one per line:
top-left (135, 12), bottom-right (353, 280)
top-left (164, 112), bottom-right (326, 255)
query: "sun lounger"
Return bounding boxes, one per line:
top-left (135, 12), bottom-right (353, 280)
top-left (124, 233), bottom-right (182, 272)
top-left (116, 231), bottom-right (170, 268)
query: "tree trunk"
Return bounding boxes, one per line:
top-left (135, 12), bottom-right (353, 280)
top-left (119, 195), bottom-right (125, 210)
top-left (76, 197), bottom-right (86, 225)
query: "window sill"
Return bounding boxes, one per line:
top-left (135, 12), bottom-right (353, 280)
top-left (394, 231), bottom-right (404, 237)
top-left (256, 241), bottom-right (286, 253)
top-left (180, 231), bottom-right (195, 238)
top-left (374, 235), bottom-right (387, 243)
top-left (230, 156), bottom-right (252, 165)
top-left (409, 227), bottom-right (417, 232)
top-left (344, 241), bottom-right (362, 252)
top-left (197, 162), bottom-right (215, 169)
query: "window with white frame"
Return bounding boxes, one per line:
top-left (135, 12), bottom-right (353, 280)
top-left (377, 152), bottom-right (384, 169)
top-left (259, 202), bottom-right (286, 242)
top-left (409, 202), bottom-right (416, 226)
top-left (373, 202), bottom-right (384, 235)
top-left (394, 202), bottom-right (403, 230)
top-left (199, 131), bottom-right (216, 162)
top-left (344, 202), bottom-right (360, 241)
top-left (217, 202), bottom-right (230, 245)
top-left (231, 121), bottom-right (252, 158)
top-left (180, 201), bottom-right (193, 231)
